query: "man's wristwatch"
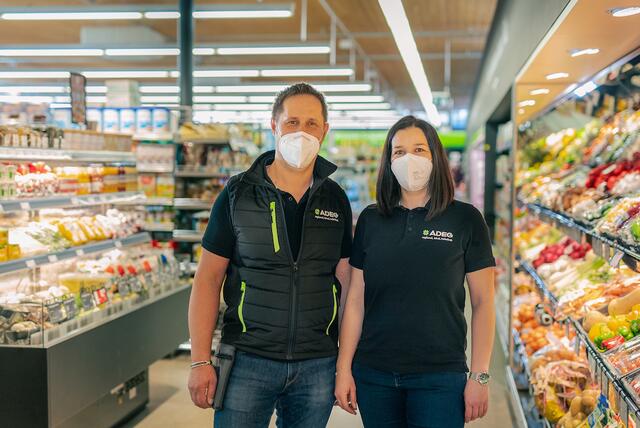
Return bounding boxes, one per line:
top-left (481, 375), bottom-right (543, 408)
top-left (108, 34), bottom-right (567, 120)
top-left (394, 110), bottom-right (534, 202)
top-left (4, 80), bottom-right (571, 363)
top-left (469, 372), bottom-right (491, 385)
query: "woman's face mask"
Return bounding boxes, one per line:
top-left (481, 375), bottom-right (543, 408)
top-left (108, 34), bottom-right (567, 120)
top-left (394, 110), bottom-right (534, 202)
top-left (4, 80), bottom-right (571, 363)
top-left (277, 131), bottom-right (320, 170)
top-left (391, 153), bottom-right (433, 192)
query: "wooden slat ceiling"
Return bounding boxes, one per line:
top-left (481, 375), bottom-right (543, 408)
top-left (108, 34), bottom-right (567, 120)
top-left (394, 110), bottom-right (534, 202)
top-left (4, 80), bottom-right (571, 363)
top-left (0, 0), bottom-right (497, 111)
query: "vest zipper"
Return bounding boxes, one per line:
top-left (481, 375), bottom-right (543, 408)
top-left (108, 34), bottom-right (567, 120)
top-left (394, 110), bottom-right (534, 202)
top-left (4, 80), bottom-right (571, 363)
top-left (269, 201), bottom-right (281, 253)
top-left (238, 281), bottom-right (247, 333)
top-left (326, 284), bottom-right (338, 335)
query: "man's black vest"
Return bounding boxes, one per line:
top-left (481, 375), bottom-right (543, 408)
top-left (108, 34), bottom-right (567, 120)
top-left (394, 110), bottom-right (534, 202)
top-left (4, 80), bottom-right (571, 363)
top-left (221, 151), bottom-right (347, 360)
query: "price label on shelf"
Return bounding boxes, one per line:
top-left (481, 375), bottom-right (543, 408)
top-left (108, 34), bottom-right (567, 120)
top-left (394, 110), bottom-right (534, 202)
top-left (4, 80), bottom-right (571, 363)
top-left (76, 249), bottom-right (85, 257)
top-left (25, 259), bottom-right (36, 269)
top-left (115, 241), bottom-right (123, 249)
top-left (20, 202), bottom-right (31, 210)
top-left (0, 204), bottom-right (4, 213)
top-left (48, 255), bottom-right (58, 263)
top-left (70, 197), bottom-right (80, 206)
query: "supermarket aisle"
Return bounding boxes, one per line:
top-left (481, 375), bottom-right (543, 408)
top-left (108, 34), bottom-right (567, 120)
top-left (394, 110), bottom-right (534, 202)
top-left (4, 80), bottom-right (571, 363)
top-left (123, 297), bottom-right (515, 428)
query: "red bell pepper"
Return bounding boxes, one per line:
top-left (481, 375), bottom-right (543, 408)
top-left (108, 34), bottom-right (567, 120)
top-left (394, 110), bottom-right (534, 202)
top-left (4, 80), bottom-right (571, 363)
top-left (602, 335), bottom-right (626, 351)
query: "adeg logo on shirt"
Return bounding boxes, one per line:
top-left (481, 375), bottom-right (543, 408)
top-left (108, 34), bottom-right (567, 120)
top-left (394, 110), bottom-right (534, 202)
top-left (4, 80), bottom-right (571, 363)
top-left (315, 208), bottom-right (340, 222)
top-left (422, 228), bottom-right (454, 242)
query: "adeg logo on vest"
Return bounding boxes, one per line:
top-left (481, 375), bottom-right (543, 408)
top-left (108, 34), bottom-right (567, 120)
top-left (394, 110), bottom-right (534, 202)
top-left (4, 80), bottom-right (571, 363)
top-left (422, 228), bottom-right (454, 242)
top-left (314, 208), bottom-right (340, 222)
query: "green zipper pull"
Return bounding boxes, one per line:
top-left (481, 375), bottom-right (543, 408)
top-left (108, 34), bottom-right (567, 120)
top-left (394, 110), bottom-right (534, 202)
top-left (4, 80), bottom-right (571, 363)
top-left (238, 281), bottom-right (247, 333)
top-left (270, 201), bottom-right (281, 253)
top-left (326, 284), bottom-right (338, 335)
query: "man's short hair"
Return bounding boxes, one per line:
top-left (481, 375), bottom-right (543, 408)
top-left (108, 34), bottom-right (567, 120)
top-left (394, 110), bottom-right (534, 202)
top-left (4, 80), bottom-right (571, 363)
top-left (272, 82), bottom-right (328, 122)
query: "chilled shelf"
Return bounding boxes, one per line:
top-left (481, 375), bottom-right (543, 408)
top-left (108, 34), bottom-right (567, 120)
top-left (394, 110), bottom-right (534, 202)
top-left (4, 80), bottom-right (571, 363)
top-left (144, 223), bottom-right (175, 233)
top-left (172, 230), bottom-right (203, 243)
top-left (0, 191), bottom-right (144, 213)
top-left (173, 198), bottom-right (213, 211)
top-left (174, 168), bottom-right (229, 179)
top-left (0, 147), bottom-right (135, 164)
top-left (0, 232), bottom-right (150, 275)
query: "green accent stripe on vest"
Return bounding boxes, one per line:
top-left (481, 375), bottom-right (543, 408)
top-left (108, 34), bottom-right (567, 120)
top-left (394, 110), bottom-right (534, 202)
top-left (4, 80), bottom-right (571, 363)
top-left (239, 281), bottom-right (247, 333)
top-left (269, 201), bottom-right (281, 253)
top-left (326, 284), bottom-right (338, 335)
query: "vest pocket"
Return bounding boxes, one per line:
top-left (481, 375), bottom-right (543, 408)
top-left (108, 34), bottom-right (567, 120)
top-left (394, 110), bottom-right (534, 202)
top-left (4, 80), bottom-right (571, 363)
top-left (269, 201), bottom-right (281, 253)
top-left (238, 281), bottom-right (247, 333)
top-left (326, 284), bottom-right (338, 335)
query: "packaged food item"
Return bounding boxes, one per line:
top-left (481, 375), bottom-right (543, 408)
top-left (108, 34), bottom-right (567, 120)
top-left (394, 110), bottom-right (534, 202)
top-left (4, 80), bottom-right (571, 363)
top-left (0, 245), bottom-right (7, 262)
top-left (119, 108), bottom-right (136, 135)
top-left (136, 108), bottom-right (153, 134)
top-left (8, 244), bottom-right (21, 260)
top-left (156, 174), bottom-right (175, 198)
top-left (0, 228), bottom-right (8, 246)
top-left (606, 337), bottom-right (640, 376)
top-left (138, 174), bottom-right (157, 197)
top-left (152, 108), bottom-right (170, 134)
top-left (103, 108), bottom-right (120, 133)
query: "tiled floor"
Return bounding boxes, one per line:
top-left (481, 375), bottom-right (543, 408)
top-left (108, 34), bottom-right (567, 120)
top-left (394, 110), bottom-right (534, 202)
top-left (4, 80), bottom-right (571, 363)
top-left (123, 294), bottom-right (516, 428)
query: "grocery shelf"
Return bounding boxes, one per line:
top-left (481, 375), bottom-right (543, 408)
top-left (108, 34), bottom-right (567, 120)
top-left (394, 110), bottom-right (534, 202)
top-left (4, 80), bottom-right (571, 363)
top-left (133, 134), bottom-right (173, 143)
top-left (0, 232), bottom-right (150, 276)
top-left (174, 169), bottom-right (229, 179)
top-left (172, 230), bottom-right (203, 243)
top-left (525, 202), bottom-right (640, 271)
top-left (0, 147), bottom-right (135, 164)
top-left (518, 252), bottom-right (640, 422)
top-left (0, 191), bottom-right (144, 213)
top-left (173, 198), bottom-right (213, 211)
top-left (144, 223), bottom-right (174, 233)
top-left (136, 166), bottom-right (175, 174)
top-left (136, 197), bottom-right (174, 206)
top-left (505, 365), bottom-right (528, 428)
top-left (174, 137), bottom-right (229, 146)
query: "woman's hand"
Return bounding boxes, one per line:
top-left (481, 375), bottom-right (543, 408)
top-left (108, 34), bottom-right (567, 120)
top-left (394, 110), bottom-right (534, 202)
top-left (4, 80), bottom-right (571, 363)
top-left (334, 370), bottom-right (358, 415)
top-left (464, 379), bottom-right (489, 423)
top-left (188, 365), bottom-right (217, 409)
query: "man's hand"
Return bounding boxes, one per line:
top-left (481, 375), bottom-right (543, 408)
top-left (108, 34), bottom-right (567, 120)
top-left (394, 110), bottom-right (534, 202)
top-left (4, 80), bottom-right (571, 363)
top-left (334, 370), bottom-right (358, 415)
top-left (188, 365), bottom-right (217, 409)
top-left (464, 379), bottom-right (489, 423)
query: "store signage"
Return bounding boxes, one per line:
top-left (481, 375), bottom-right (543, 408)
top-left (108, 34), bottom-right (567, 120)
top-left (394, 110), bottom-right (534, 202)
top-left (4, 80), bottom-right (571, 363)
top-left (70, 72), bottom-right (87, 125)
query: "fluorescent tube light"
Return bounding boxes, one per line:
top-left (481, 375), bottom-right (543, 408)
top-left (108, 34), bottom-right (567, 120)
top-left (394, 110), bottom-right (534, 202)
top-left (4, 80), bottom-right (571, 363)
top-left (140, 86), bottom-right (180, 93)
top-left (326, 95), bottom-right (385, 103)
top-left (53, 96), bottom-right (71, 103)
top-left (0, 86), bottom-right (66, 93)
top-left (194, 70), bottom-right (260, 77)
top-left (105, 48), bottom-right (180, 56)
top-left (213, 104), bottom-right (271, 111)
top-left (529, 88), bottom-right (550, 96)
top-left (574, 81), bottom-right (598, 97)
top-left (50, 103), bottom-right (71, 109)
top-left (546, 72), bottom-right (569, 80)
top-left (609, 7), bottom-right (640, 17)
top-left (215, 85), bottom-right (287, 93)
top-left (140, 96), bottom-right (179, 103)
top-left (0, 95), bottom-right (54, 103)
top-left (0, 49), bottom-right (104, 57)
top-left (86, 96), bottom-right (107, 103)
top-left (82, 71), bottom-right (169, 78)
top-left (194, 86), bottom-right (215, 93)
top-left (260, 68), bottom-right (353, 77)
top-left (518, 100), bottom-right (536, 107)
top-left (570, 48), bottom-right (600, 57)
top-left (0, 71), bottom-right (70, 78)
top-left (248, 96), bottom-right (276, 103)
top-left (330, 103), bottom-right (391, 110)
top-left (193, 10), bottom-right (292, 19)
top-left (218, 46), bottom-right (330, 55)
top-left (378, 0), bottom-right (440, 126)
top-left (194, 96), bottom-right (248, 103)
top-left (144, 11), bottom-right (181, 19)
top-left (86, 86), bottom-right (107, 93)
top-left (1, 12), bottom-right (143, 20)
top-left (193, 48), bottom-right (216, 56)
top-left (315, 84), bottom-right (372, 92)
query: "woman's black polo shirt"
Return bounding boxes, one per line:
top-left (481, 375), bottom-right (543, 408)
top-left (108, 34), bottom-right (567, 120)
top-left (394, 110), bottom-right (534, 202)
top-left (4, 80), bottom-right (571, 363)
top-left (350, 201), bottom-right (495, 374)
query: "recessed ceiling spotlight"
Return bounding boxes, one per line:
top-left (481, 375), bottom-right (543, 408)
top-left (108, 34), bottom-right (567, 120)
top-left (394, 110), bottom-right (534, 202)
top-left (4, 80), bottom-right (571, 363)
top-left (546, 72), bottom-right (569, 80)
top-left (518, 100), bottom-right (536, 107)
top-left (518, 109), bottom-right (525, 115)
top-left (570, 48), bottom-right (600, 57)
top-left (609, 7), bottom-right (640, 17)
top-left (529, 88), bottom-right (550, 96)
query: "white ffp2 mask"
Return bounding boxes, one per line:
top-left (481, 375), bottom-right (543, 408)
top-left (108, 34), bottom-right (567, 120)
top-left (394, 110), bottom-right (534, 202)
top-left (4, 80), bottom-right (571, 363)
top-left (277, 131), bottom-right (320, 169)
top-left (391, 153), bottom-right (432, 192)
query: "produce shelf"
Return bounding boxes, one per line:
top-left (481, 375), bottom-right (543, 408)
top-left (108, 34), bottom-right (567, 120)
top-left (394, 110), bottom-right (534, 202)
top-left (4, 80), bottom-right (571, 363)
top-left (173, 198), bottom-right (213, 211)
top-left (525, 202), bottom-right (640, 271)
top-left (135, 197), bottom-right (174, 206)
top-left (518, 253), bottom-right (640, 424)
top-left (0, 191), bottom-right (144, 213)
top-left (172, 230), bottom-right (203, 243)
top-left (0, 232), bottom-right (150, 276)
top-left (0, 147), bottom-right (135, 164)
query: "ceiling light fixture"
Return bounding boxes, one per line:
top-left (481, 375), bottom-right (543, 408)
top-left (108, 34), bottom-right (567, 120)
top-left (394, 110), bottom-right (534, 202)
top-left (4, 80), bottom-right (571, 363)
top-left (518, 100), bottom-right (536, 107)
top-left (0, 71), bottom-right (70, 78)
top-left (86, 86), bottom-right (107, 93)
top-left (546, 72), bottom-right (569, 80)
top-left (105, 48), bottom-right (180, 56)
top-left (529, 88), bottom-right (550, 96)
top-left (215, 83), bottom-right (373, 93)
top-left (193, 48), bottom-right (216, 55)
top-left (518, 109), bottom-right (525, 115)
top-left (1, 12), bottom-right (143, 20)
top-left (260, 68), bottom-right (353, 77)
top-left (140, 86), bottom-right (180, 94)
top-left (213, 104), bottom-right (272, 111)
top-left (86, 96), bottom-right (107, 103)
top-left (0, 86), bottom-right (66, 93)
top-left (217, 46), bottom-right (330, 55)
top-left (0, 48), bottom-right (104, 57)
top-left (326, 95), bottom-right (385, 103)
top-left (193, 10), bottom-right (292, 19)
top-left (140, 96), bottom-right (179, 103)
top-left (570, 48), bottom-right (600, 57)
top-left (609, 7), bottom-right (640, 17)
top-left (194, 70), bottom-right (260, 78)
top-left (194, 96), bottom-right (248, 103)
top-left (144, 11), bottom-right (181, 19)
top-left (378, 0), bottom-right (440, 126)
top-left (0, 95), bottom-right (54, 103)
top-left (330, 103), bottom-right (391, 110)
top-left (82, 70), bottom-right (170, 78)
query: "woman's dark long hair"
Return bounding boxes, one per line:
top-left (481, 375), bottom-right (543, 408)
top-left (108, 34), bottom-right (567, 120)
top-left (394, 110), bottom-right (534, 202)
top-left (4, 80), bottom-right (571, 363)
top-left (376, 115), bottom-right (454, 220)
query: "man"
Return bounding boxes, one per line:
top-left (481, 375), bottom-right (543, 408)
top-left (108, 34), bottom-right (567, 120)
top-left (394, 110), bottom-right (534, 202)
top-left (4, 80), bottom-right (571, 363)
top-left (188, 82), bottom-right (352, 428)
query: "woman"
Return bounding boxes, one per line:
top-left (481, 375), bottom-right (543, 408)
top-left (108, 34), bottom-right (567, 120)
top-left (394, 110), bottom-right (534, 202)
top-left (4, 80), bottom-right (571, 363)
top-left (335, 116), bottom-right (496, 427)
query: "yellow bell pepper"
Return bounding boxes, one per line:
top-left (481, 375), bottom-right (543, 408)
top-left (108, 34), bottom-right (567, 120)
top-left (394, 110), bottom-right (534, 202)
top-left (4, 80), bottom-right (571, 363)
top-left (589, 322), bottom-right (609, 342)
top-left (607, 315), bottom-right (630, 333)
top-left (627, 310), bottom-right (640, 322)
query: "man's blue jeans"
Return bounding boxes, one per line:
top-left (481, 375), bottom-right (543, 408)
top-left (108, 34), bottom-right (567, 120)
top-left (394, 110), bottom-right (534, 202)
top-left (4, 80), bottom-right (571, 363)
top-left (353, 363), bottom-right (467, 428)
top-left (214, 351), bottom-right (336, 428)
